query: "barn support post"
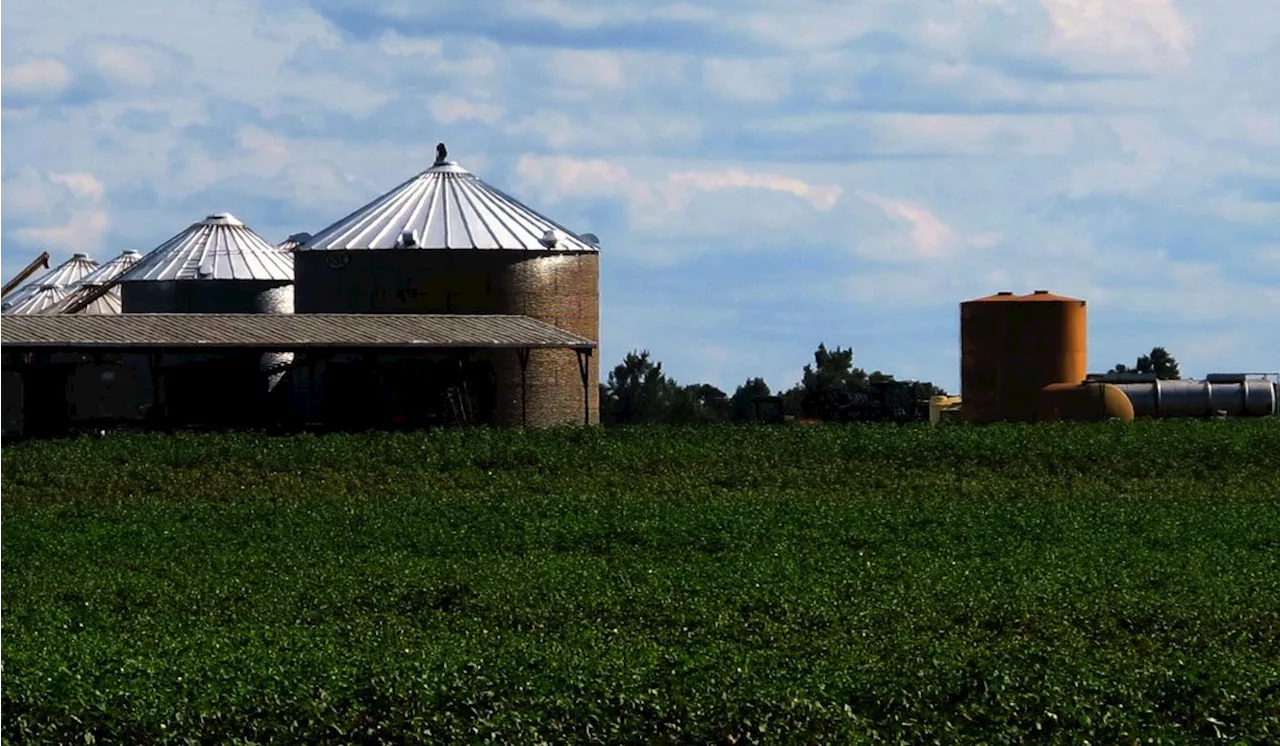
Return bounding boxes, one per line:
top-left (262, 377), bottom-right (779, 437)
top-left (575, 347), bottom-right (592, 427)
top-left (517, 347), bottom-right (530, 428)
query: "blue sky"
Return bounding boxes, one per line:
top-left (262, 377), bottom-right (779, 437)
top-left (3, 0), bottom-right (1277, 394)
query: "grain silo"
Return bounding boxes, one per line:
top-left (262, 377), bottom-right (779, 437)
top-left (51, 250), bottom-right (142, 315)
top-left (277, 233), bottom-right (312, 252)
top-left (118, 213), bottom-right (293, 313)
top-left (960, 290), bottom-right (1088, 423)
top-left (116, 212), bottom-right (295, 424)
top-left (294, 145), bottom-right (600, 427)
top-left (1, 253), bottom-right (98, 315)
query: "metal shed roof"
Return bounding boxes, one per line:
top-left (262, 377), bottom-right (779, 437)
top-left (2, 253), bottom-right (99, 311)
top-left (121, 213), bottom-right (294, 283)
top-left (300, 146), bottom-right (600, 252)
top-left (1, 313), bottom-right (596, 350)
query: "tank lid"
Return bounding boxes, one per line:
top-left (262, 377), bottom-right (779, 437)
top-left (72, 252), bottom-right (89, 259)
top-left (1017, 290), bottom-right (1084, 302)
top-left (963, 291), bottom-right (1020, 303)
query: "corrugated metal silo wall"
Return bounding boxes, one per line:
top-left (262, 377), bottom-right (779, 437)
top-left (121, 280), bottom-right (294, 313)
top-left (295, 250), bottom-right (600, 427)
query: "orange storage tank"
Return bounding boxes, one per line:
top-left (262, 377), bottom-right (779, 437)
top-left (960, 289), bottom-right (1088, 423)
top-left (959, 291), bottom-right (1017, 423)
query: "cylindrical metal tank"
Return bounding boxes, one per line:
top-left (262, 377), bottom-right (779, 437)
top-left (1110, 379), bottom-right (1277, 418)
top-left (118, 213), bottom-right (297, 418)
top-left (1037, 382), bottom-right (1134, 422)
top-left (959, 291), bottom-right (1016, 423)
top-left (120, 279), bottom-right (291, 313)
top-left (294, 250), bottom-right (599, 426)
top-left (960, 289), bottom-right (1087, 423)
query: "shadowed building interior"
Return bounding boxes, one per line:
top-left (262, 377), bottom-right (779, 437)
top-left (1, 314), bottom-right (595, 437)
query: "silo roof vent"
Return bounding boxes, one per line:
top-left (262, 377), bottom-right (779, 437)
top-left (1033, 289), bottom-right (1049, 295)
top-left (997, 291), bottom-right (1014, 296)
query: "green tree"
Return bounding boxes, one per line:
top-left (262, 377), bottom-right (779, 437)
top-left (1111, 347), bottom-right (1180, 380)
top-left (729, 378), bottom-right (773, 422)
top-left (1136, 347), bottom-right (1180, 380)
top-left (604, 350), bottom-right (675, 425)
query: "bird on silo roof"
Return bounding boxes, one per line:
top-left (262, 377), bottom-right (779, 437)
top-left (436, 142), bottom-right (448, 164)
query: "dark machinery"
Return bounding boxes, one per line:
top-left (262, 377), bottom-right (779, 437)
top-left (2, 252), bottom-right (51, 298)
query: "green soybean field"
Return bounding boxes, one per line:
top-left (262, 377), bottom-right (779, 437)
top-left (3, 421), bottom-right (1279, 744)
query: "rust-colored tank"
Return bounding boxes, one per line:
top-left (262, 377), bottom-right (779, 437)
top-left (960, 289), bottom-right (1088, 423)
top-left (959, 291), bottom-right (1017, 424)
top-left (1037, 382), bottom-right (1134, 422)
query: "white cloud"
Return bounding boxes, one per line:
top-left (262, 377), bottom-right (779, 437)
top-left (3, 57), bottom-right (72, 98)
top-left (545, 50), bottom-right (625, 89)
top-left (702, 57), bottom-right (791, 102)
top-left (514, 156), bottom-right (633, 203)
top-left (1040, 0), bottom-right (1193, 70)
top-left (860, 194), bottom-right (959, 259)
top-left (49, 172), bottom-right (107, 201)
top-left (658, 169), bottom-right (841, 211)
top-left (14, 210), bottom-right (111, 253)
top-left (427, 94), bottom-right (504, 125)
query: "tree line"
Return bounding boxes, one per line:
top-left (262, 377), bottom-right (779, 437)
top-left (598, 343), bottom-right (947, 425)
top-left (598, 344), bottom-right (1184, 425)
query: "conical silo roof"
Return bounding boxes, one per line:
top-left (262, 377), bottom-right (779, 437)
top-left (2, 284), bottom-right (71, 315)
top-left (301, 146), bottom-right (600, 252)
top-left (277, 232), bottom-right (312, 252)
top-left (50, 250), bottom-right (143, 315)
top-left (2, 253), bottom-right (98, 311)
top-left (120, 213), bottom-right (293, 283)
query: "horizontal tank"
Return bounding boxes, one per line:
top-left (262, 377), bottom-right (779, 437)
top-left (1110, 379), bottom-right (1277, 418)
top-left (1037, 382), bottom-right (1135, 422)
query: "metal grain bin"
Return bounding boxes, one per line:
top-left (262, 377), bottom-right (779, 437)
top-left (2, 253), bottom-right (99, 314)
top-left (118, 213), bottom-right (296, 416)
top-left (119, 213), bottom-right (293, 313)
top-left (295, 148), bottom-right (600, 427)
top-left (50, 250), bottom-right (143, 315)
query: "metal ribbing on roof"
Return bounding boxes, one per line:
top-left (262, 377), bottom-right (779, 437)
top-left (2, 285), bottom-right (72, 315)
top-left (51, 249), bottom-right (144, 314)
top-left (1, 254), bottom-right (98, 314)
top-left (277, 233), bottom-right (312, 252)
top-left (301, 159), bottom-right (600, 252)
top-left (121, 213), bottom-right (293, 282)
